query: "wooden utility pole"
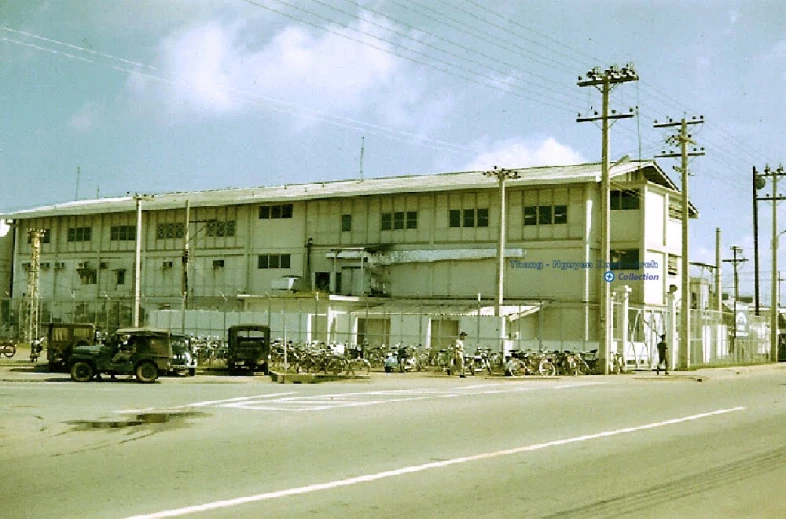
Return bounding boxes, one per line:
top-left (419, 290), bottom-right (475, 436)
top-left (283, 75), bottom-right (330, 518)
top-left (655, 116), bottom-right (705, 370)
top-left (577, 64), bottom-right (638, 374)
top-left (723, 246), bottom-right (747, 356)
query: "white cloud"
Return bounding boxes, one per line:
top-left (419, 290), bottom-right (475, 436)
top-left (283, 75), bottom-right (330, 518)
top-left (133, 16), bottom-right (445, 128)
top-left (68, 102), bottom-right (100, 132)
top-left (463, 137), bottom-right (586, 171)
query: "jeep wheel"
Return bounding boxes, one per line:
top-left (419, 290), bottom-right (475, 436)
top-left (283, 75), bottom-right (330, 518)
top-left (71, 361), bottom-right (94, 382)
top-left (136, 362), bottom-right (158, 383)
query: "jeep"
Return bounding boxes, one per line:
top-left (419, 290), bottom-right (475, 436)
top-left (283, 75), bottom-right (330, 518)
top-left (226, 324), bottom-right (270, 374)
top-left (47, 322), bottom-right (97, 372)
top-left (70, 327), bottom-right (172, 383)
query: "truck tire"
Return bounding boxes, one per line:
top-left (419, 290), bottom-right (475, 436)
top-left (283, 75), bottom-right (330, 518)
top-left (71, 361), bottom-right (94, 382)
top-left (188, 368), bottom-right (196, 377)
top-left (136, 362), bottom-right (158, 383)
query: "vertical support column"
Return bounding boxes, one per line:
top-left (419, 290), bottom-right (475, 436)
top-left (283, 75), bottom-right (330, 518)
top-left (666, 290), bottom-right (677, 372)
top-left (621, 285), bottom-right (631, 369)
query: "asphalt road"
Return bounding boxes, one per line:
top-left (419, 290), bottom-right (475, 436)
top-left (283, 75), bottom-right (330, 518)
top-left (1, 367), bottom-right (785, 519)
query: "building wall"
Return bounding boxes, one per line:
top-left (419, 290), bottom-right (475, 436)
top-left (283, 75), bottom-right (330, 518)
top-left (9, 177), bottom-right (684, 314)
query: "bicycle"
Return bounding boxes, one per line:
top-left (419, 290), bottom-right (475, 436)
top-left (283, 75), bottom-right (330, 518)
top-left (0, 341), bottom-right (16, 358)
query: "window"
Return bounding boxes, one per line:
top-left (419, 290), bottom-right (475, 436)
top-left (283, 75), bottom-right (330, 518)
top-left (524, 205), bottom-right (567, 226)
top-left (381, 213), bottom-right (392, 231)
top-left (341, 214), bottom-right (352, 232)
top-left (156, 223), bottom-right (185, 239)
top-left (523, 206), bottom-right (537, 226)
top-left (449, 210), bottom-right (461, 228)
top-left (538, 206), bottom-right (552, 225)
top-left (667, 256), bottom-right (678, 275)
top-left (110, 225), bottom-right (136, 241)
top-left (554, 205), bottom-right (568, 224)
top-left (406, 211), bottom-right (418, 229)
top-left (381, 211), bottom-right (415, 231)
top-left (67, 227), bottom-right (92, 242)
top-left (477, 208), bottom-right (489, 228)
top-left (668, 200), bottom-right (682, 220)
top-left (611, 249), bottom-right (640, 270)
top-left (258, 254), bottom-right (291, 269)
top-left (206, 220), bottom-right (235, 237)
top-left (463, 209), bottom-right (475, 228)
top-left (26, 229), bottom-right (50, 244)
top-left (259, 204), bottom-right (293, 219)
top-left (393, 212), bottom-right (405, 230)
top-left (116, 269), bottom-right (126, 285)
top-left (611, 190), bottom-right (640, 210)
top-left (212, 259), bottom-right (225, 269)
top-left (450, 208), bottom-right (489, 228)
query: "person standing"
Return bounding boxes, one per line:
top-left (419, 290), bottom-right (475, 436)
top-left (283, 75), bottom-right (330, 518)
top-left (656, 334), bottom-right (669, 375)
top-left (452, 332), bottom-right (467, 378)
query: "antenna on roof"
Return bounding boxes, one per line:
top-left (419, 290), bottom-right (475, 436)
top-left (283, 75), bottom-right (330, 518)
top-left (359, 136), bottom-right (365, 181)
top-left (75, 166), bottom-right (81, 200)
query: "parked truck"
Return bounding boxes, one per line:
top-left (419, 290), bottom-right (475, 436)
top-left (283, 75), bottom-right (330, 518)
top-left (226, 324), bottom-right (270, 375)
top-left (47, 322), bottom-right (97, 372)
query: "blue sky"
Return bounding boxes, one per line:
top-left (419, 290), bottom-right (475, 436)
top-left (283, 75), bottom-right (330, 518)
top-left (1, 0), bottom-right (785, 300)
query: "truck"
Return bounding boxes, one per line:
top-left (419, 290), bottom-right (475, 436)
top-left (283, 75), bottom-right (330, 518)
top-left (226, 324), bottom-right (270, 375)
top-left (69, 327), bottom-right (172, 383)
top-left (47, 322), bottom-right (97, 372)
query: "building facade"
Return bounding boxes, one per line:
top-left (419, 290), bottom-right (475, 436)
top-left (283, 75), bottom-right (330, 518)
top-left (1, 160), bottom-right (693, 351)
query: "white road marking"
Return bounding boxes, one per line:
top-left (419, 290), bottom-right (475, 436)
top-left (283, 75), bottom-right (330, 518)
top-left (125, 406), bottom-right (747, 519)
top-left (144, 382), bottom-right (602, 413)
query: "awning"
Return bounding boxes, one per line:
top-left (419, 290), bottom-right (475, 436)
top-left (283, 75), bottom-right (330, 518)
top-left (349, 301), bottom-right (543, 320)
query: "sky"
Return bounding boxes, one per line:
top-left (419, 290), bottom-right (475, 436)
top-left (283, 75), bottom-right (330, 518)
top-left (1, 0), bottom-right (785, 302)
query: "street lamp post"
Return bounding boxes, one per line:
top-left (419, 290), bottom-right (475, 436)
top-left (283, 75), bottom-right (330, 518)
top-left (483, 167), bottom-right (520, 354)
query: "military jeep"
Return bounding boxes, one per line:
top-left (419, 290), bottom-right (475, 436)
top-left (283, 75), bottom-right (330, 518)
top-left (47, 322), bottom-right (97, 372)
top-left (70, 327), bottom-right (172, 384)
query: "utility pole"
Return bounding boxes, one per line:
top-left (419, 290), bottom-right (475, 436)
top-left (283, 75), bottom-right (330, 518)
top-left (723, 246), bottom-right (747, 357)
top-left (577, 64), bottom-right (638, 375)
top-left (181, 200), bottom-right (190, 334)
top-left (753, 167), bottom-right (763, 315)
top-left (754, 165), bottom-right (786, 363)
top-left (132, 194), bottom-right (152, 327)
top-left (24, 229), bottom-right (43, 344)
top-left (483, 166), bottom-right (520, 354)
top-left (655, 115), bottom-right (705, 370)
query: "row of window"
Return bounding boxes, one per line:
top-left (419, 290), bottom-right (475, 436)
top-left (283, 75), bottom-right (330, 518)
top-left (31, 192), bottom-right (647, 244)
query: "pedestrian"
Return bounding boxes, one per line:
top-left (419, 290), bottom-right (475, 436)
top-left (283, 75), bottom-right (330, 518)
top-left (452, 332), bottom-right (467, 378)
top-left (656, 334), bottom-right (669, 375)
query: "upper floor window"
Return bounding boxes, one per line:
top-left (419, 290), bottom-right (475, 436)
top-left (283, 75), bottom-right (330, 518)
top-left (524, 205), bottom-right (567, 226)
top-left (341, 214), bottom-right (352, 232)
top-left (381, 211), bottom-right (417, 231)
top-left (611, 249), bottom-right (640, 270)
top-left (67, 227), bottom-right (92, 242)
top-left (156, 222), bottom-right (185, 240)
top-left (259, 204), bottom-right (293, 219)
top-left (611, 190), bottom-right (640, 210)
top-left (110, 225), bottom-right (136, 241)
top-left (450, 208), bottom-right (488, 228)
top-left (206, 220), bottom-right (235, 237)
top-left (258, 253), bottom-right (291, 269)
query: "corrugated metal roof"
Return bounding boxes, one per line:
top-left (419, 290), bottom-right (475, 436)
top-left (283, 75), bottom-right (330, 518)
top-left (1, 160), bottom-right (681, 220)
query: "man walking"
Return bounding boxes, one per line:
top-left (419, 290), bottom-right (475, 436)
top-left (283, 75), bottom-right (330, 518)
top-left (452, 331), bottom-right (467, 378)
top-left (656, 334), bottom-right (669, 375)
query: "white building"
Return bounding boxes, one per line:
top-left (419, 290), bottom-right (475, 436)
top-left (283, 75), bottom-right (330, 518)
top-left (1, 160), bottom-right (694, 352)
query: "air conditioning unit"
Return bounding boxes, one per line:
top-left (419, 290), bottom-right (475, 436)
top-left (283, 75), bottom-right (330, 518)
top-left (22, 262), bottom-right (31, 271)
top-left (40, 262), bottom-right (50, 270)
top-left (162, 260), bottom-right (173, 269)
top-left (77, 261), bottom-right (88, 270)
top-left (212, 259), bottom-right (225, 269)
top-left (99, 262), bottom-right (108, 270)
top-left (54, 262), bottom-right (65, 270)
top-left (271, 275), bottom-right (303, 292)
